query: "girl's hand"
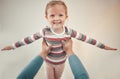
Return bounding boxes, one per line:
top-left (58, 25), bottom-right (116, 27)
top-left (104, 45), bottom-right (117, 50)
top-left (1, 46), bottom-right (14, 51)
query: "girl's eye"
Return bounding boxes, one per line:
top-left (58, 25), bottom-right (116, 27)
top-left (50, 15), bottom-right (55, 17)
top-left (59, 14), bottom-right (63, 17)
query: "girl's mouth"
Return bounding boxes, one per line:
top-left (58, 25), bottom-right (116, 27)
top-left (53, 21), bottom-right (61, 24)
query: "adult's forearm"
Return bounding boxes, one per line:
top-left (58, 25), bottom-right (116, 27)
top-left (69, 54), bottom-right (89, 79)
top-left (17, 55), bottom-right (43, 79)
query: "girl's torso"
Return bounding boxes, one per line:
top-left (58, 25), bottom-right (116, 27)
top-left (43, 26), bottom-right (70, 65)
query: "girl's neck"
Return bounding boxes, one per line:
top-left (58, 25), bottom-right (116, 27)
top-left (53, 27), bottom-right (63, 34)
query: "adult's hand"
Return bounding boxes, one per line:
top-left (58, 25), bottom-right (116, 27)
top-left (62, 39), bottom-right (74, 56)
top-left (40, 39), bottom-right (52, 59)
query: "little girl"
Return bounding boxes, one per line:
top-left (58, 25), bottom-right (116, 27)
top-left (1, 0), bottom-right (117, 79)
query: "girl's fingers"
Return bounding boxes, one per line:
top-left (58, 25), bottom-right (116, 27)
top-left (112, 48), bottom-right (117, 50)
top-left (1, 49), bottom-right (4, 51)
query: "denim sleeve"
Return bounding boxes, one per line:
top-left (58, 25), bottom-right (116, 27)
top-left (69, 54), bottom-right (89, 79)
top-left (17, 55), bottom-right (43, 79)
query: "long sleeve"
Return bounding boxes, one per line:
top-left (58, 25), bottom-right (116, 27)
top-left (69, 54), bottom-right (89, 79)
top-left (17, 56), bottom-right (43, 79)
top-left (12, 29), bottom-right (44, 49)
top-left (68, 28), bottom-right (105, 49)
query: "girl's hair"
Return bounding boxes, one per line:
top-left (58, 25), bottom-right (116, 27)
top-left (45, 0), bottom-right (67, 16)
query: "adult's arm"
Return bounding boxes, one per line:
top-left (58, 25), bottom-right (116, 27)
top-left (17, 39), bottom-right (51, 79)
top-left (17, 56), bottom-right (43, 79)
top-left (62, 39), bottom-right (89, 79)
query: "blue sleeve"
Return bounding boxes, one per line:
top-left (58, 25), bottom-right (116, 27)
top-left (69, 54), bottom-right (89, 79)
top-left (17, 56), bottom-right (43, 79)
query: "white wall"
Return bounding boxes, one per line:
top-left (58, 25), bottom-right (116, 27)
top-left (0, 0), bottom-right (120, 79)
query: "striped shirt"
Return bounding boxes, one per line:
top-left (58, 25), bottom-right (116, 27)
top-left (12, 26), bottom-right (105, 64)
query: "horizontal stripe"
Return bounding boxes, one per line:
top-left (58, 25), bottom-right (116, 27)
top-left (12, 44), bottom-right (16, 49)
top-left (47, 55), bottom-right (66, 60)
top-left (52, 45), bottom-right (63, 49)
top-left (46, 40), bottom-right (62, 45)
top-left (45, 37), bottom-right (70, 41)
top-left (33, 33), bottom-right (41, 40)
top-left (84, 36), bottom-right (90, 43)
top-left (46, 53), bottom-right (67, 61)
top-left (50, 50), bottom-right (65, 54)
top-left (70, 29), bottom-right (77, 38)
top-left (92, 39), bottom-right (97, 45)
top-left (48, 51), bottom-right (66, 58)
top-left (51, 44), bottom-right (63, 48)
top-left (81, 34), bottom-right (86, 41)
top-left (45, 59), bottom-right (66, 65)
top-left (95, 41), bottom-right (100, 47)
top-left (24, 37), bottom-right (34, 44)
top-left (30, 35), bottom-right (35, 42)
top-left (45, 56), bottom-right (67, 64)
top-left (51, 46), bottom-right (63, 52)
top-left (96, 42), bottom-right (105, 48)
top-left (75, 32), bottom-right (80, 39)
top-left (15, 41), bottom-right (25, 47)
top-left (44, 34), bottom-right (70, 38)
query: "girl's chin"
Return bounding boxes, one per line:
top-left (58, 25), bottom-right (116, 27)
top-left (52, 25), bottom-right (63, 28)
top-left (52, 27), bottom-right (60, 30)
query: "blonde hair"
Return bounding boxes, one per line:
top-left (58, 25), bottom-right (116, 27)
top-left (45, 0), bottom-right (68, 16)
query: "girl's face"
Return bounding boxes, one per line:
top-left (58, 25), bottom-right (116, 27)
top-left (46, 5), bottom-right (68, 30)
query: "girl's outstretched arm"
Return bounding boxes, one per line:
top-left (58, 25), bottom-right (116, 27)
top-left (68, 27), bottom-right (117, 50)
top-left (1, 29), bottom-right (45, 51)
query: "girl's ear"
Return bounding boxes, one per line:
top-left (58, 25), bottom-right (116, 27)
top-left (66, 15), bottom-right (68, 19)
top-left (66, 16), bottom-right (68, 21)
top-left (45, 16), bottom-right (48, 19)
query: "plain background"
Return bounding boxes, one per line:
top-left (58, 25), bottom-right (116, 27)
top-left (0, 0), bottom-right (120, 79)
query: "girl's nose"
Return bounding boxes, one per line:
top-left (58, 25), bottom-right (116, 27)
top-left (54, 16), bottom-right (60, 20)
